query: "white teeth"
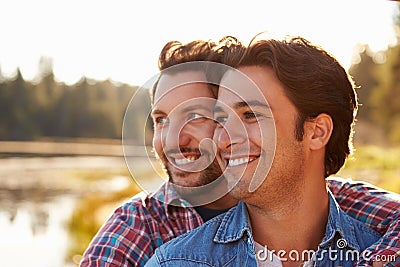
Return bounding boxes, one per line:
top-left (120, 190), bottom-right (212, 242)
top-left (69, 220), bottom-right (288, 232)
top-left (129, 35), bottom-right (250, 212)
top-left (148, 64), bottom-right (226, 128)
top-left (174, 156), bottom-right (197, 165)
top-left (228, 157), bottom-right (250, 167)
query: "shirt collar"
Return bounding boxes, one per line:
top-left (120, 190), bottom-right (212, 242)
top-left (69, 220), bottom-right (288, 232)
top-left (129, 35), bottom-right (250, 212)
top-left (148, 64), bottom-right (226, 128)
top-left (320, 189), bottom-right (360, 251)
top-left (150, 182), bottom-right (194, 219)
top-left (150, 182), bottom-right (192, 207)
top-left (214, 201), bottom-right (252, 243)
top-left (213, 190), bottom-right (361, 251)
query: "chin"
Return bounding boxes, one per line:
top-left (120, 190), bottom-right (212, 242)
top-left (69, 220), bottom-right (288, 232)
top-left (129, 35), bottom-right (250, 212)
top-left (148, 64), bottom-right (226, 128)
top-left (227, 184), bottom-right (252, 201)
top-left (171, 173), bottom-right (201, 187)
top-left (224, 174), bottom-right (250, 196)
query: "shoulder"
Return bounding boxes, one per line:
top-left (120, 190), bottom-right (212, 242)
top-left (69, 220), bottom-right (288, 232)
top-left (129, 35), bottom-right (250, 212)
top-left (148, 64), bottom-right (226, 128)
top-left (152, 205), bottom-right (247, 265)
top-left (345, 212), bottom-right (382, 250)
top-left (326, 176), bottom-right (399, 199)
top-left (160, 210), bottom-right (226, 247)
top-left (327, 176), bottom-right (400, 215)
top-left (326, 177), bottom-right (354, 195)
top-left (80, 191), bottom-right (168, 266)
top-left (87, 189), bottom-right (166, 233)
top-left (328, 191), bottom-right (381, 251)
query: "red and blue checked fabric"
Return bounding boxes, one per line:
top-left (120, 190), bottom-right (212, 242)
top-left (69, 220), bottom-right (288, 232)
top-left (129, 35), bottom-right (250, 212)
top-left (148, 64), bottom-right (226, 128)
top-left (329, 177), bottom-right (400, 267)
top-left (80, 183), bottom-right (203, 267)
top-left (80, 179), bottom-right (399, 267)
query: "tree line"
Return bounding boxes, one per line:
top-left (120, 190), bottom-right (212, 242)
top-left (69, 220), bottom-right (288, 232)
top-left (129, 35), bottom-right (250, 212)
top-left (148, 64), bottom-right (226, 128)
top-left (0, 61), bottom-right (152, 143)
top-left (349, 41), bottom-right (400, 144)
top-left (347, 3), bottom-right (400, 145)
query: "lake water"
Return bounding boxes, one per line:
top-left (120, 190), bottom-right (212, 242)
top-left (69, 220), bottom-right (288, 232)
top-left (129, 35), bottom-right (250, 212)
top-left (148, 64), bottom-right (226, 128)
top-left (0, 156), bottom-right (143, 267)
top-left (0, 194), bottom-right (77, 267)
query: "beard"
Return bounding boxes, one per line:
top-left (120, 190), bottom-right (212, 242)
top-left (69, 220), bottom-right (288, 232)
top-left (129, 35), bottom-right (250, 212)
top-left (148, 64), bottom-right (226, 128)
top-left (159, 147), bottom-right (223, 187)
top-left (158, 148), bottom-right (230, 206)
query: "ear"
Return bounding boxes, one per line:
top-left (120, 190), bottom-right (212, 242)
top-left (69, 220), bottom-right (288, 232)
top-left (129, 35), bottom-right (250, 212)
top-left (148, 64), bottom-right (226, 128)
top-left (306, 113), bottom-right (333, 150)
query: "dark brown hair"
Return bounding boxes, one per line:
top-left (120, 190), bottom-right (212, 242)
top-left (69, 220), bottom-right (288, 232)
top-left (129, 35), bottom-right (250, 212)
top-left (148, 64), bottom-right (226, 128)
top-left (152, 37), bottom-right (244, 102)
top-left (221, 36), bottom-right (358, 177)
top-left (151, 40), bottom-right (216, 102)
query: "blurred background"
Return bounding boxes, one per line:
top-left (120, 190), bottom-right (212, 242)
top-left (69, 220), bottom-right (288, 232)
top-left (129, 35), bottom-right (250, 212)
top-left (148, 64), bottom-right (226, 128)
top-left (0, 1), bottom-right (399, 266)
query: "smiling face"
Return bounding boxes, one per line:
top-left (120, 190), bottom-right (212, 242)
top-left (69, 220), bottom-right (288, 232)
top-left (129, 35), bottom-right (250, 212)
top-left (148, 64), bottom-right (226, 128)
top-left (152, 70), bottom-right (221, 188)
top-left (214, 66), bottom-right (307, 205)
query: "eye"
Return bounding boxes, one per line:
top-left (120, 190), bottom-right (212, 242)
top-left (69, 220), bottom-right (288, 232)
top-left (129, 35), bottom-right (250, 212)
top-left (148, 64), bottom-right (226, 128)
top-left (188, 113), bottom-right (205, 121)
top-left (244, 112), bottom-right (262, 120)
top-left (214, 115), bottom-right (227, 126)
top-left (154, 116), bottom-right (168, 126)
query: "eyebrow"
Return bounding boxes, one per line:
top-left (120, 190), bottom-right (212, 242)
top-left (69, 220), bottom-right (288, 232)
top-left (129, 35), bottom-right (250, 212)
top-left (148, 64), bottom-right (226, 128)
top-left (151, 109), bottom-right (166, 116)
top-left (152, 104), bottom-right (213, 116)
top-left (234, 100), bottom-right (270, 109)
top-left (213, 106), bottom-right (224, 114)
top-left (213, 100), bottom-right (270, 113)
top-left (181, 104), bottom-right (214, 113)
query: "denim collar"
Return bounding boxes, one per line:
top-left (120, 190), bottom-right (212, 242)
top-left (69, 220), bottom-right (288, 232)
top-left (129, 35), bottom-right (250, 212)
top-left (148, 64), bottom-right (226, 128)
top-left (319, 190), bottom-right (360, 251)
top-left (213, 190), bottom-right (361, 251)
top-left (214, 201), bottom-right (252, 244)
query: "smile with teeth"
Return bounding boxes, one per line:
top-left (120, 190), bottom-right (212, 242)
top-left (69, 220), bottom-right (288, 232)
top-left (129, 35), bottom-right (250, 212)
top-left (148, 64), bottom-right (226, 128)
top-left (228, 156), bottom-right (259, 167)
top-left (173, 156), bottom-right (199, 166)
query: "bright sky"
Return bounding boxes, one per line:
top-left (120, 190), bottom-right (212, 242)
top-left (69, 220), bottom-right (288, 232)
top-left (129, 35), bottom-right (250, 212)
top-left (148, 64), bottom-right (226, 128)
top-left (0, 0), bottom-right (398, 86)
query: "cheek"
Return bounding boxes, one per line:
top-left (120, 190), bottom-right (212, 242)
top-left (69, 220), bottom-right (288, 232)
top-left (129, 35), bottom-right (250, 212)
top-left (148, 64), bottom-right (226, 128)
top-left (258, 120), bottom-right (276, 149)
top-left (188, 121), bottom-right (216, 140)
top-left (213, 127), bottom-right (222, 142)
top-left (246, 124), bottom-right (262, 146)
top-left (152, 131), bottom-right (163, 156)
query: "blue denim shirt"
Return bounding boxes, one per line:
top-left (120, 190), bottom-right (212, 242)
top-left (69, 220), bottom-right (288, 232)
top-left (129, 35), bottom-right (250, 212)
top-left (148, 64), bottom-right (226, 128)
top-left (145, 191), bottom-right (380, 267)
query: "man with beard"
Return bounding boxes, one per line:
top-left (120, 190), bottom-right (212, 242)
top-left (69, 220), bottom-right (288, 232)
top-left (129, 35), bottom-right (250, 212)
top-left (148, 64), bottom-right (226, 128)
top-left (81, 38), bottom-right (400, 267)
top-left (145, 36), bottom-right (400, 267)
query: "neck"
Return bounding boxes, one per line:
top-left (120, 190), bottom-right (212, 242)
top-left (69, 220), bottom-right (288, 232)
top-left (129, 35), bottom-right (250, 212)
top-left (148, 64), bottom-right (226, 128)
top-left (248, 175), bottom-right (329, 264)
top-left (203, 194), bottom-right (238, 210)
top-left (176, 175), bottom-right (238, 209)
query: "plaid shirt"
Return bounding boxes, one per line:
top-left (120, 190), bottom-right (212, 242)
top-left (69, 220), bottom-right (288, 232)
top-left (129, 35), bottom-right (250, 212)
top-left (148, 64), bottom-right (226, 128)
top-left (80, 178), bottom-right (400, 267)
top-left (329, 177), bottom-right (400, 267)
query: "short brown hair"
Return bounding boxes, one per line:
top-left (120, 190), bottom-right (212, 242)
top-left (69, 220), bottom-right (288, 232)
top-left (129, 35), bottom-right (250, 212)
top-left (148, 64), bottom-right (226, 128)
top-left (152, 37), bottom-right (244, 102)
top-left (222, 36), bottom-right (358, 177)
top-left (151, 40), bottom-right (216, 102)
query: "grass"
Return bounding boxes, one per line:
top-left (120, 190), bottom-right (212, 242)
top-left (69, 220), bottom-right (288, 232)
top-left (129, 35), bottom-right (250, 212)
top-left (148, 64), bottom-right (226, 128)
top-left (65, 171), bottom-right (141, 265)
top-left (337, 144), bottom-right (400, 193)
top-left (64, 162), bottom-right (165, 265)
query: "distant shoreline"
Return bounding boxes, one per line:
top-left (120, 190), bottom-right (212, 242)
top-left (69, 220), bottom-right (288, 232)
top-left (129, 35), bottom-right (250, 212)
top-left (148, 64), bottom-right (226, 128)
top-left (0, 139), bottom-right (153, 157)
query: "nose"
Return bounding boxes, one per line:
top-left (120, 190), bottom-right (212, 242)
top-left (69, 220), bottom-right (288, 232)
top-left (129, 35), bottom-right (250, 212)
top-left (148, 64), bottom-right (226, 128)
top-left (215, 116), bottom-right (247, 151)
top-left (162, 119), bottom-right (191, 149)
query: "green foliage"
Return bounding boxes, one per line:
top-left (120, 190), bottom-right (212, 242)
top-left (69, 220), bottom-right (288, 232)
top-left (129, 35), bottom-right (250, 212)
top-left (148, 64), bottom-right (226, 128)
top-left (349, 45), bottom-right (379, 121)
top-left (338, 145), bottom-right (400, 193)
top-left (63, 163), bottom-right (164, 265)
top-left (348, 4), bottom-right (400, 144)
top-left (65, 171), bottom-right (141, 265)
top-left (0, 65), bottom-right (153, 142)
top-left (349, 43), bottom-right (400, 144)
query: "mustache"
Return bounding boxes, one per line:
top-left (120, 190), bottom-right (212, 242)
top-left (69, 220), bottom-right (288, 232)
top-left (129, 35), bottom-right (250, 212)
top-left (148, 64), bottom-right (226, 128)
top-left (164, 147), bottom-right (213, 157)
